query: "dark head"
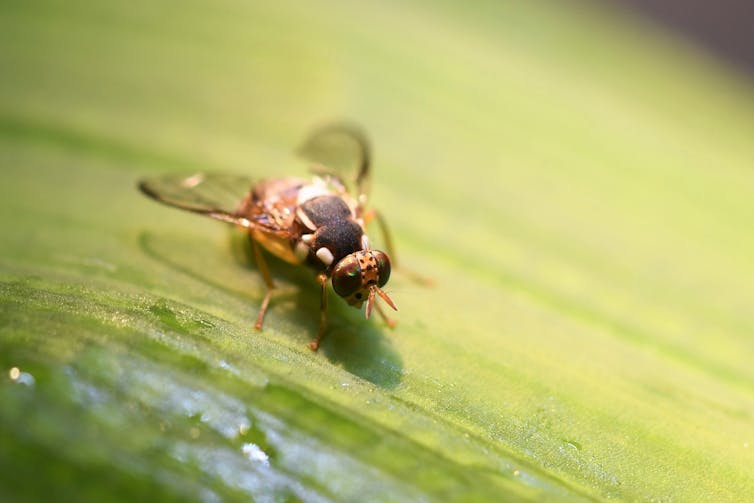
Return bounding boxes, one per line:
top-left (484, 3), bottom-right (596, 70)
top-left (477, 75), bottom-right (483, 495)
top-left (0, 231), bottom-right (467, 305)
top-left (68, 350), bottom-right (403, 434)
top-left (331, 250), bottom-right (397, 318)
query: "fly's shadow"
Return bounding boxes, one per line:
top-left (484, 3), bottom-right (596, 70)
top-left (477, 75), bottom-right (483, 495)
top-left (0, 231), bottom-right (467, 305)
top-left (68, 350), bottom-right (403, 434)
top-left (139, 229), bottom-right (404, 389)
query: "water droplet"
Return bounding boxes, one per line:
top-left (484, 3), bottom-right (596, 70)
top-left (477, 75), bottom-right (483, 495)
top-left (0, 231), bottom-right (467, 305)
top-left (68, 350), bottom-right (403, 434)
top-left (194, 318), bottom-right (215, 329)
top-left (563, 439), bottom-right (582, 451)
top-left (8, 367), bottom-right (35, 386)
top-left (242, 443), bottom-right (270, 466)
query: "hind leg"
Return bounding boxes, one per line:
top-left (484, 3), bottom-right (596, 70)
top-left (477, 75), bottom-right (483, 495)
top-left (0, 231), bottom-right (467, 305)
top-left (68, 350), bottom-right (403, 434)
top-left (364, 208), bottom-right (433, 286)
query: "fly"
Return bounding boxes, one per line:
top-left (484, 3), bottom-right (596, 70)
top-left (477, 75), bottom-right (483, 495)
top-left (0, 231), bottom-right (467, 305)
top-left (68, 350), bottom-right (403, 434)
top-left (138, 123), bottom-right (399, 350)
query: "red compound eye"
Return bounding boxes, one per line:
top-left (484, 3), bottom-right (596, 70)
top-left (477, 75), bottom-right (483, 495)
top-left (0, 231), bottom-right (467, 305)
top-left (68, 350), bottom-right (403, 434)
top-left (373, 250), bottom-right (391, 287)
top-left (332, 255), bottom-right (362, 298)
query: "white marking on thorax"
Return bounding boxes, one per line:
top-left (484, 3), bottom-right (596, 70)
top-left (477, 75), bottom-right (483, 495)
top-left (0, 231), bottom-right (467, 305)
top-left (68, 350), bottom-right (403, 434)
top-left (294, 241), bottom-right (309, 261)
top-left (296, 207), bottom-right (317, 231)
top-left (315, 247), bottom-right (335, 266)
top-left (361, 235), bottom-right (370, 250)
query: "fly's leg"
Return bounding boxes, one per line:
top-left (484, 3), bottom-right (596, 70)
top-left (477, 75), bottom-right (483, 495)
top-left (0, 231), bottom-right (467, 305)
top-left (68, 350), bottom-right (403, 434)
top-left (364, 208), bottom-right (433, 286)
top-left (251, 236), bottom-right (275, 330)
top-left (309, 273), bottom-right (328, 351)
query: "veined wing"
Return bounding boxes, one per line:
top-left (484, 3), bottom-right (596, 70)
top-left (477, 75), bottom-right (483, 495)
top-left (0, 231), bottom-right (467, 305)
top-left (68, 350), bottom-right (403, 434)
top-left (296, 122), bottom-right (372, 204)
top-left (138, 173), bottom-right (254, 226)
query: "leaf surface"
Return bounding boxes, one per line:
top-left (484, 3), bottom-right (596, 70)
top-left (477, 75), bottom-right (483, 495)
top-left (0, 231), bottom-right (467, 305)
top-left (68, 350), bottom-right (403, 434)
top-left (2, 1), bottom-right (754, 501)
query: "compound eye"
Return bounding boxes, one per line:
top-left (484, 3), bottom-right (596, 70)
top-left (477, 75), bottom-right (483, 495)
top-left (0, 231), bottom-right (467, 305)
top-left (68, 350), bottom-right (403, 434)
top-left (332, 255), bottom-right (362, 298)
top-left (374, 251), bottom-right (391, 287)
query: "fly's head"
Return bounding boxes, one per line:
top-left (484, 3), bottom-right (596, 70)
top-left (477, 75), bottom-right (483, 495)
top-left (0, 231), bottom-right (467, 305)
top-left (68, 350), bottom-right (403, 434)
top-left (331, 250), bottom-right (397, 318)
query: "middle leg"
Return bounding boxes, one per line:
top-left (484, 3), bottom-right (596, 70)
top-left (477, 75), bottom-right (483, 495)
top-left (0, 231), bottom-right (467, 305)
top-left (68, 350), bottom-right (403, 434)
top-left (251, 236), bottom-right (275, 330)
top-left (308, 273), bottom-right (329, 351)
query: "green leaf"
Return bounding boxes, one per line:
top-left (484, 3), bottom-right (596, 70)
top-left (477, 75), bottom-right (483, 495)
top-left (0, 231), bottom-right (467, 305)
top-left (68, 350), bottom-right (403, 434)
top-left (2, 0), bottom-right (754, 501)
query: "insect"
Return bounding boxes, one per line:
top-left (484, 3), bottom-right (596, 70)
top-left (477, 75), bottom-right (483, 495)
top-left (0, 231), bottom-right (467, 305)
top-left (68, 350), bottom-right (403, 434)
top-left (138, 123), bottom-right (399, 350)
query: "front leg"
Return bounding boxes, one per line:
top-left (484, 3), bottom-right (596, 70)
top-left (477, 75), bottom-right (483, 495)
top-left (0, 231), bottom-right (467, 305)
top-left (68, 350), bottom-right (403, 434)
top-left (308, 273), bottom-right (329, 351)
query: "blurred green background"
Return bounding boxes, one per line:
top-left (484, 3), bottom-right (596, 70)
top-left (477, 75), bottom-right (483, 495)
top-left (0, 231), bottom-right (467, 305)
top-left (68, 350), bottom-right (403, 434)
top-left (2, 0), bottom-right (754, 501)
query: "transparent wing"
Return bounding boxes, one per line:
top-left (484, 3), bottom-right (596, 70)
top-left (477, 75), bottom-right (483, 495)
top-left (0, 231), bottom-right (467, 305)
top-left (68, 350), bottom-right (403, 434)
top-left (138, 173), bottom-right (253, 226)
top-left (296, 122), bottom-right (371, 203)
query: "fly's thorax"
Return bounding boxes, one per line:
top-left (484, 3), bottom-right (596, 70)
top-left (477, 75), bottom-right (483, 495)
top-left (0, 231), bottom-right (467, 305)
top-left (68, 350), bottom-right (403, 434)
top-left (292, 194), bottom-right (365, 270)
top-left (297, 195), bottom-right (353, 229)
top-left (331, 250), bottom-right (391, 306)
